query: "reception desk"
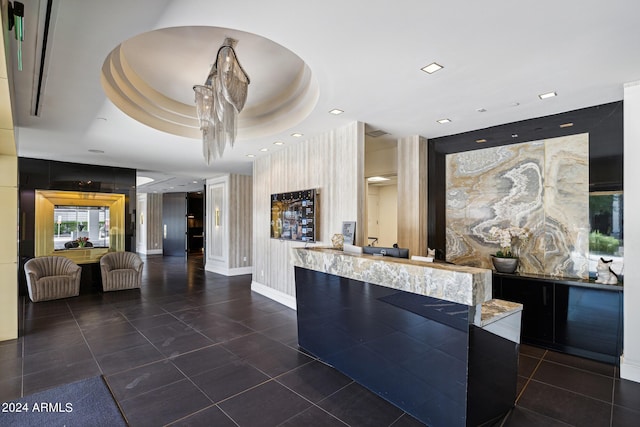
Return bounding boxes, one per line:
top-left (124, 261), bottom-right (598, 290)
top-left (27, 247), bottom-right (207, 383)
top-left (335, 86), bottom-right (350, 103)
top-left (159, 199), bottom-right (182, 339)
top-left (292, 248), bottom-right (522, 427)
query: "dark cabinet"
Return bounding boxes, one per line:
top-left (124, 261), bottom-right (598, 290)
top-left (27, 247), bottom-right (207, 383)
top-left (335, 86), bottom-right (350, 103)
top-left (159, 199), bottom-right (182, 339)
top-left (493, 274), bottom-right (623, 364)
top-left (554, 284), bottom-right (623, 358)
top-left (496, 277), bottom-right (554, 345)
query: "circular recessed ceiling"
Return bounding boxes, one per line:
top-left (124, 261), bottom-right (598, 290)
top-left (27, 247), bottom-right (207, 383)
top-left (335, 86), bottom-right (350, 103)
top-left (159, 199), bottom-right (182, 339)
top-left (101, 26), bottom-right (319, 140)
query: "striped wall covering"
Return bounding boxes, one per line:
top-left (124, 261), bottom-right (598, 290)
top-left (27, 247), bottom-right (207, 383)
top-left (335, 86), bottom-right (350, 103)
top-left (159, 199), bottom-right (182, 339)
top-left (252, 122), bottom-right (365, 298)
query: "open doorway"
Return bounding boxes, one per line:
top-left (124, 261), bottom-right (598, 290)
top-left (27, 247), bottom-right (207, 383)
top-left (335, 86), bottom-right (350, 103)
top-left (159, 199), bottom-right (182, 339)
top-left (366, 176), bottom-right (398, 247)
top-left (364, 126), bottom-right (398, 247)
top-left (187, 191), bottom-right (204, 254)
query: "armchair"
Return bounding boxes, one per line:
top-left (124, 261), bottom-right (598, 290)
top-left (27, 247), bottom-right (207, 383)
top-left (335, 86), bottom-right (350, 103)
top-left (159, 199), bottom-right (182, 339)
top-left (24, 256), bottom-right (82, 302)
top-left (100, 252), bottom-right (144, 292)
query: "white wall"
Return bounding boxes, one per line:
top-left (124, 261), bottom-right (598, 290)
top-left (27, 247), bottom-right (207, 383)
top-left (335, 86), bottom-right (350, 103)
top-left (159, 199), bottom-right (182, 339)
top-left (622, 82), bottom-right (640, 382)
top-left (252, 122), bottom-right (364, 308)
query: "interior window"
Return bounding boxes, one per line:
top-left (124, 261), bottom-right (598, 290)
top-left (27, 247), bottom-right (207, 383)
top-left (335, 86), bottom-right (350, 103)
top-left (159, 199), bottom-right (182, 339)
top-left (53, 206), bottom-right (110, 250)
top-left (589, 192), bottom-right (623, 280)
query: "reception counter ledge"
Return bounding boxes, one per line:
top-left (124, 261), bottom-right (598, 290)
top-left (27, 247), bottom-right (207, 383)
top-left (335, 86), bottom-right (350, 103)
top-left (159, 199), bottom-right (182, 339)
top-left (292, 247), bottom-right (522, 427)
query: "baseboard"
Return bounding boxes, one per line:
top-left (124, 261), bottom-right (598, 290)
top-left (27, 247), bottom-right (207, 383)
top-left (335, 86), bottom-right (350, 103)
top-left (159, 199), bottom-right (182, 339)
top-left (251, 281), bottom-right (297, 310)
top-left (620, 355), bottom-right (640, 383)
top-left (205, 263), bottom-right (253, 277)
top-left (138, 248), bottom-right (162, 255)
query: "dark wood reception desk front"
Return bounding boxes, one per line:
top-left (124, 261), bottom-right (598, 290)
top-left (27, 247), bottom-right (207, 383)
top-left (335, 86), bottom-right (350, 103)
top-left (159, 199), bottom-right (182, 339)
top-left (292, 247), bottom-right (522, 427)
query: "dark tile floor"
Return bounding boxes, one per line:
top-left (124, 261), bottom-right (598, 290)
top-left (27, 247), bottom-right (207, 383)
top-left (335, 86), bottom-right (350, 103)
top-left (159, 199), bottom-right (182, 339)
top-left (1, 254), bottom-right (639, 426)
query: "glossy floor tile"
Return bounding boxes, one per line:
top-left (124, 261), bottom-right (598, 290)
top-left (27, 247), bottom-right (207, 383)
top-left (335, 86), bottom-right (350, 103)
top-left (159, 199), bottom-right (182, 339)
top-left (1, 254), bottom-right (639, 426)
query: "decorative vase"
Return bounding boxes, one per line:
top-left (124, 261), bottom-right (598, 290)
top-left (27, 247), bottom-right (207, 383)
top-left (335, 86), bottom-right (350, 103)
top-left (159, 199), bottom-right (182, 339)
top-left (492, 256), bottom-right (519, 273)
top-left (331, 234), bottom-right (344, 250)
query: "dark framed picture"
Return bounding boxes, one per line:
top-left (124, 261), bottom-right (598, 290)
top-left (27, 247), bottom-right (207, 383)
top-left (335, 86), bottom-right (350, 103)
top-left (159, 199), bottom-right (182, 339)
top-left (342, 221), bottom-right (356, 246)
top-left (270, 189), bottom-right (318, 242)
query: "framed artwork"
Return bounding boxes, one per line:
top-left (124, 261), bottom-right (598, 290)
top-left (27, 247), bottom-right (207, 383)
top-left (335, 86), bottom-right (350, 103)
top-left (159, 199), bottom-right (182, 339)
top-left (270, 189), bottom-right (318, 242)
top-left (342, 221), bottom-right (356, 245)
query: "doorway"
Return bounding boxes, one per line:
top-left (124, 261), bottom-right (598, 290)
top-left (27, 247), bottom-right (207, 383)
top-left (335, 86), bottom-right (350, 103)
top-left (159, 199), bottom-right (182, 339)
top-left (162, 192), bottom-right (205, 257)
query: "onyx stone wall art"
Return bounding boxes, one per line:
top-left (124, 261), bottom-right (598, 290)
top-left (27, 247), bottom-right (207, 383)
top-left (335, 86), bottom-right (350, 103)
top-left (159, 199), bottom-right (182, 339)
top-left (445, 133), bottom-right (589, 279)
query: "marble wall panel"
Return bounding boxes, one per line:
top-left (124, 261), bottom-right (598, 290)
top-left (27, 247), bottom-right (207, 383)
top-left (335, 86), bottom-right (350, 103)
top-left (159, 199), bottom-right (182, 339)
top-left (445, 134), bottom-right (588, 279)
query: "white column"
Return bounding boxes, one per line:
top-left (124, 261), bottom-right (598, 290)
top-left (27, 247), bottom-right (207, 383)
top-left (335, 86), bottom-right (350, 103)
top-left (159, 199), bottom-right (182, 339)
top-left (621, 81), bottom-right (640, 382)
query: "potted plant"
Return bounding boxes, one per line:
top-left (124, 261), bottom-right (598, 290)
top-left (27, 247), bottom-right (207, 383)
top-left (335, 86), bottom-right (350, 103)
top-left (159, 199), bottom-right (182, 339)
top-left (488, 226), bottom-right (529, 273)
top-left (76, 236), bottom-right (90, 248)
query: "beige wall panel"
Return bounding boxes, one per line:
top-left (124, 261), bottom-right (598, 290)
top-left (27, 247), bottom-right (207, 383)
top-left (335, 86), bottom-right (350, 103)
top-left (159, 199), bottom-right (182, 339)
top-left (378, 185), bottom-right (398, 247)
top-left (253, 122), bottom-right (364, 297)
top-left (0, 129), bottom-right (16, 156)
top-left (0, 156), bottom-right (17, 341)
top-left (229, 174), bottom-right (252, 269)
top-left (0, 186), bottom-right (17, 262)
top-left (366, 146), bottom-right (397, 178)
top-left (0, 153), bottom-right (16, 184)
top-left (0, 24), bottom-right (18, 342)
top-left (397, 136), bottom-right (428, 257)
top-left (0, 262), bottom-right (18, 340)
top-left (147, 193), bottom-right (163, 251)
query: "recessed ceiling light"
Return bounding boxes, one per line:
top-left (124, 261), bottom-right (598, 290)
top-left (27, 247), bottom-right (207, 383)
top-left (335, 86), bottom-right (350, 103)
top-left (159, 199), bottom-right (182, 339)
top-left (511, 134), bottom-right (518, 138)
top-left (291, 133), bottom-right (303, 137)
top-left (88, 149), bottom-right (104, 154)
top-left (246, 154), bottom-right (255, 158)
top-left (475, 139), bottom-right (487, 143)
top-left (367, 176), bottom-right (390, 182)
top-left (260, 148), bottom-right (268, 152)
top-left (539, 91), bottom-right (557, 100)
top-left (421, 62), bottom-right (443, 74)
top-left (329, 109), bottom-right (344, 115)
top-left (192, 181), bottom-right (198, 184)
top-left (437, 118), bottom-right (451, 124)
top-left (273, 141), bottom-right (284, 146)
top-left (559, 122), bottom-right (574, 128)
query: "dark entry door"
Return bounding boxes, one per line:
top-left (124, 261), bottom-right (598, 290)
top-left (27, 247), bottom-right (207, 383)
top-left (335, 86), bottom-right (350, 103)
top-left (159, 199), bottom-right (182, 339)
top-left (163, 192), bottom-right (187, 256)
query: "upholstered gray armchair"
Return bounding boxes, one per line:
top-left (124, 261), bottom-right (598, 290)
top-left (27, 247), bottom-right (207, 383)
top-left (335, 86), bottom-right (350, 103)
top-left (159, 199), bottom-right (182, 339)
top-left (24, 256), bottom-right (82, 302)
top-left (100, 252), bottom-right (143, 292)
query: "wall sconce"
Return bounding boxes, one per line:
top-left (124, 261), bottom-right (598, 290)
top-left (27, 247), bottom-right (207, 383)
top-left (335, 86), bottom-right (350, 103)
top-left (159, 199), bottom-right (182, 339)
top-left (215, 208), bottom-right (221, 226)
top-left (140, 212), bottom-right (144, 225)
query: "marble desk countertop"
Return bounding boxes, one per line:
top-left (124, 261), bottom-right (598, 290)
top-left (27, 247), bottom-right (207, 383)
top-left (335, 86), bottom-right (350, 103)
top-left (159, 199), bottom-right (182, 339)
top-left (480, 299), bottom-right (523, 327)
top-left (291, 247), bottom-right (493, 306)
top-left (291, 247), bottom-right (523, 331)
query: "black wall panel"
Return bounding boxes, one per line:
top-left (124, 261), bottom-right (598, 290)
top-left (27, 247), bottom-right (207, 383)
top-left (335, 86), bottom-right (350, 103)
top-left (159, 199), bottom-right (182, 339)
top-left (18, 158), bottom-right (136, 294)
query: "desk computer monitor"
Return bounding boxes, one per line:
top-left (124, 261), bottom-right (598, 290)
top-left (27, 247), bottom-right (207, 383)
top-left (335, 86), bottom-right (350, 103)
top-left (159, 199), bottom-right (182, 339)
top-left (362, 246), bottom-right (409, 259)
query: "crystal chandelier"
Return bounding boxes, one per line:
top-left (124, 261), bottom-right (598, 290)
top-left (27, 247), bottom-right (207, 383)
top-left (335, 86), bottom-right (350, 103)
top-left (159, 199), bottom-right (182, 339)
top-left (193, 38), bottom-right (250, 164)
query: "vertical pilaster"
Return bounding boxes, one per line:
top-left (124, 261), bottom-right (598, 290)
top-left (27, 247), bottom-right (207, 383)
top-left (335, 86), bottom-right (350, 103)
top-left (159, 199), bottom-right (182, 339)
top-left (621, 82), bottom-right (640, 382)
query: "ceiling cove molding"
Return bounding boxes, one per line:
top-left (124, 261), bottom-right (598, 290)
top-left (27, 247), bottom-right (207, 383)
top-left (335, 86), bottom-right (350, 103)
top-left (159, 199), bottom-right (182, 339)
top-left (100, 26), bottom-right (319, 141)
